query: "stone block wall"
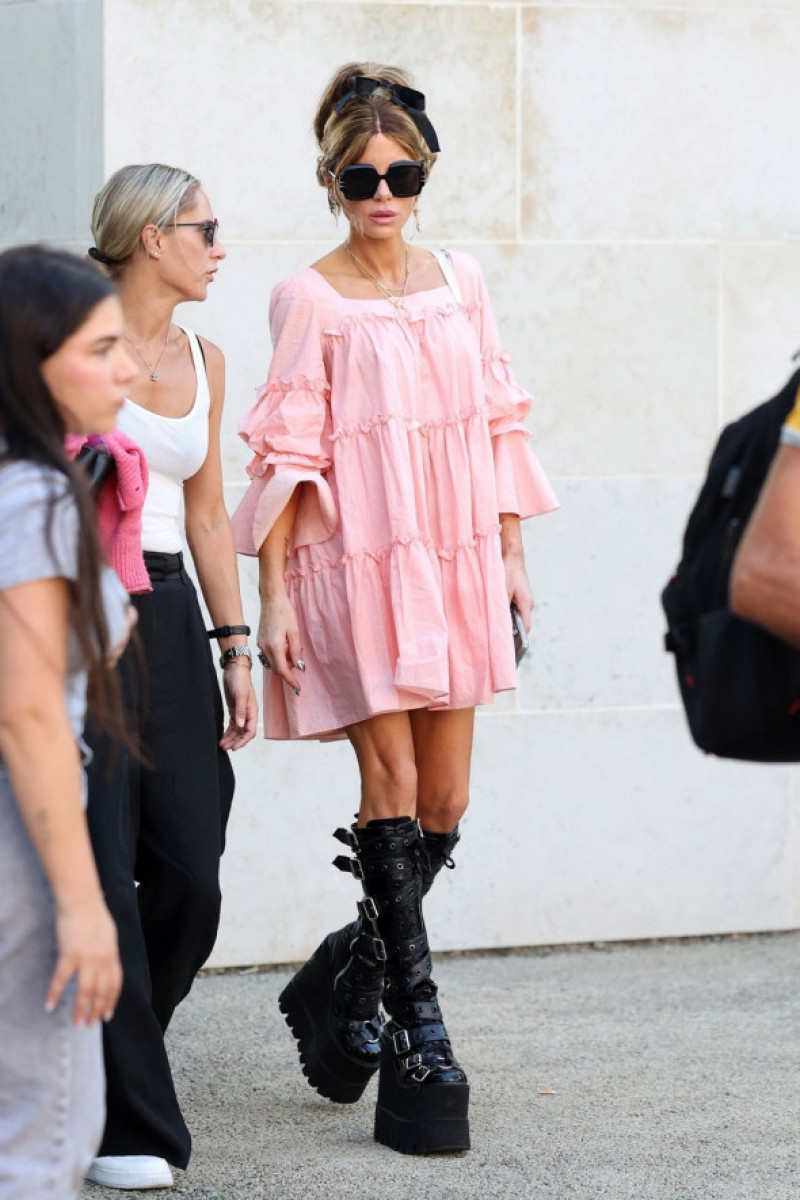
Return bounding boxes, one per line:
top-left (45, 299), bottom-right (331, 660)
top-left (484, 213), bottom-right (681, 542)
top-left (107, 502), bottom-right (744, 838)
top-left (5, 0), bottom-right (800, 963)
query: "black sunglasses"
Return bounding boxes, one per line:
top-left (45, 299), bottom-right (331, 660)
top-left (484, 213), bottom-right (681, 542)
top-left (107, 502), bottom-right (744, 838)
top-left (331, 161), bottom-right (425, 203)
top-left (173, 218), bottom-right (219, 247)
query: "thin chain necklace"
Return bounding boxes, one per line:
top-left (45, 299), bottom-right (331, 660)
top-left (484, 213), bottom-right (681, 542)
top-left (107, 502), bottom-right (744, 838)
top-left (343, 242), bottom-right (410, 309)
top-left (124, 326), bottom-right (170, 382)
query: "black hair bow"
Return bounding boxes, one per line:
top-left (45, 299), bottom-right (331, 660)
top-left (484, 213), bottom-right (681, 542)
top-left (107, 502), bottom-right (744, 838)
top-left (334, 77), bottom-right (441, 154)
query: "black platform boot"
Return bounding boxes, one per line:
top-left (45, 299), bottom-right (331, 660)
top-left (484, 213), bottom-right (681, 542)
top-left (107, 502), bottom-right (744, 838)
top-left (419, 826), bottom-right (460, 897)
top-left (277, 906), bottom-right (385, 1103)
top-left (336, 817), bottom-right (470, 1155)
top-left (278, 824), bottom-right (460, 1105)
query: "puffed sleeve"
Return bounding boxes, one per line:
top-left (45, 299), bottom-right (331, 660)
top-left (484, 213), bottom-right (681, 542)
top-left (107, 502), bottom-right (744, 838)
top-left (462, 255), bottom-right (558, 519)
top-left (232, 276), bottom-right (338, 555)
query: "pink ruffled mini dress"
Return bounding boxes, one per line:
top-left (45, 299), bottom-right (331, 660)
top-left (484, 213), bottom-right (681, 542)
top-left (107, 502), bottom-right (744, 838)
top-left (232, 250), bottom-right (558, 740)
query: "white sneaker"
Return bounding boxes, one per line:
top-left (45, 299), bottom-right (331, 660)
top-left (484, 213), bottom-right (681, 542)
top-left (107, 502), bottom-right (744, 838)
top-left (86, 1155), bottom-right (175, 1189)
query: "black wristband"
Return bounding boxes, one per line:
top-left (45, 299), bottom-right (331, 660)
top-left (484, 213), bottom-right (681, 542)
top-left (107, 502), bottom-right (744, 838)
top-left (207, 625), bottom-right (251, 640)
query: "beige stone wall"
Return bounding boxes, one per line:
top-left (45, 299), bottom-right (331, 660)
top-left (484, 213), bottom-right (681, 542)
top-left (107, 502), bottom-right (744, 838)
top-left (1, 0), bottom-right (103, 247)
top-left (100, 0), bottom-right (800, 965)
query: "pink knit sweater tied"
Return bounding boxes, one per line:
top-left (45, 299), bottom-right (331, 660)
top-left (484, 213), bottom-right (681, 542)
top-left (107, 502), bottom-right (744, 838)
top-left (65, 431), bottom-right (151, 594)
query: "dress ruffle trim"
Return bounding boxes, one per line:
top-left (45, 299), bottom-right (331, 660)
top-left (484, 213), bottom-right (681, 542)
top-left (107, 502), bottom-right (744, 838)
top-left (482, 349), bottom-right (532, 431)
top-left (261, 524), bottom-right (516, 739)
top-left (238, 376), bottom-right (331, 473)
top-left (330, 405), bottom-right (490, 442)
top-left (492, 431), bottom-right (559, 519)
top-left (284, 526), bottom-right (501, 582)
top-left (231, 465), bottom-right (338, 556)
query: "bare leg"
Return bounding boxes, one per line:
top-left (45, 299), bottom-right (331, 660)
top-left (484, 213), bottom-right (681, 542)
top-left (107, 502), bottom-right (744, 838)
top-left (278, 712), bottom-right (416, 1101)
top-left (340, 710), bottom-right (471, 1153)
top-left (410, 707), bottom-right (475, 833)
top-left (346, 711), bottom-right (417, 824)
top-left (278, 708), bottom-right (473, 1124)
top-left (346, 706), bottom-right (474, 829)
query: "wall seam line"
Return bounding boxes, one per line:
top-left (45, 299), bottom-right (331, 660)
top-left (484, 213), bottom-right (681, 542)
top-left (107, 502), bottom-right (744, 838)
top-left (516, 3), bottom-right (523, 245)
top-left (717, 241), bottom-right (724, 428)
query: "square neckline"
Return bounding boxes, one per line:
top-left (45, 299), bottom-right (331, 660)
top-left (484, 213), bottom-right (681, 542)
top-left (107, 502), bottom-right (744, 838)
top-left (306, 266), bottom-right (453, 305)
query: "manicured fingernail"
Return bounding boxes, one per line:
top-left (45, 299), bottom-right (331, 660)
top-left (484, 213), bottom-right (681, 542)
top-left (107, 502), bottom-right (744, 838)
top-left (297, 659), bottom-right (306, 672)
top-left (292, 687), bottom-right (300, 696)
top-left (44, 1000), bottom-right (55, 1013)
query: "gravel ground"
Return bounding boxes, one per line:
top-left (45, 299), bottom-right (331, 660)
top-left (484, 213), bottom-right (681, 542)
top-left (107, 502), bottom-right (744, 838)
top-left (81, 932), bottom-right (800, 1200)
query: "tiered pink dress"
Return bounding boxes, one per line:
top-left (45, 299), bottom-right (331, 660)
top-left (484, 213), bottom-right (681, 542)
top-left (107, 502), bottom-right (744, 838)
top-left (233, 250), bottom-right (558, 739)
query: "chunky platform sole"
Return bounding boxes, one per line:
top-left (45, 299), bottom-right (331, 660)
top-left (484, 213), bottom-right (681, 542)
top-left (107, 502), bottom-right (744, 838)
top-left (278, 946), bottom-right (379, 1104)
top-left (373, 1056), bottom-right (470, 1154)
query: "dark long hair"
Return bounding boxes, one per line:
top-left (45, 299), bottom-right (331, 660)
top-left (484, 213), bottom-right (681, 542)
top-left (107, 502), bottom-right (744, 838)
top-left (0, 244), bottom-right (123, 728)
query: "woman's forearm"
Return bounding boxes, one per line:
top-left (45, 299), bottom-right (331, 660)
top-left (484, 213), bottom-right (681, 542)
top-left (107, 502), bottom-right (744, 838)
top-left (186, 513), bottom-right (248, 648)
top-left (500, 512), bottom-right (524, 559)
top-left (0, 714), bottom-right (104, 912)
top-left (499, 511), bottom-right (533, 623)
top-left (258, 487), bottom-right (301, 601)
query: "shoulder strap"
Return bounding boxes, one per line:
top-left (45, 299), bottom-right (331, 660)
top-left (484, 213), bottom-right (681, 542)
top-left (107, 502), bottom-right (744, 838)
top-left (431, 249), bottom-right (463, 305)
top-left (177, 325), bottom-right (208, 375)
top-left (176, 325), bottom-right (211, 409)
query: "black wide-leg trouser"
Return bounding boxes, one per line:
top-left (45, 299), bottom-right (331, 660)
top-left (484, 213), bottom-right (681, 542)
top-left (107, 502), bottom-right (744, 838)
top-left (86, 552), bottom-right (235, 1169)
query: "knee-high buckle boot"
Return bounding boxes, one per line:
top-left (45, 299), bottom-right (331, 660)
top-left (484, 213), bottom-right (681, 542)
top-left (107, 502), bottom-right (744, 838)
top-left (278, 822), bottom-right (460, 1105)
top-left (277, 902), bottom-right (385, 1103)
top-left (336, 817), bottom-right (469, 1155)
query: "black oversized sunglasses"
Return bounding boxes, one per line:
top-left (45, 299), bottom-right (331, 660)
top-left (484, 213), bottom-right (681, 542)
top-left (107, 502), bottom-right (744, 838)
top-left (330, 161), bottom-right (426, 203)
top-left (174, 218), bottom-right (219, 247)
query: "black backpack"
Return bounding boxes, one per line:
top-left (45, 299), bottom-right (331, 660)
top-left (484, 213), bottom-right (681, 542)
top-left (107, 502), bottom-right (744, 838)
top-left (661, 368), bottom-right (800, 761)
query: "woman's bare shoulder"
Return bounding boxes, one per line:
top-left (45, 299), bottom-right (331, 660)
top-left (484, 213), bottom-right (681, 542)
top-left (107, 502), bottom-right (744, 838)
top-left (309, 246), bottom-right (346, 277)
top-left (194, 333), bottom-right (224, 370)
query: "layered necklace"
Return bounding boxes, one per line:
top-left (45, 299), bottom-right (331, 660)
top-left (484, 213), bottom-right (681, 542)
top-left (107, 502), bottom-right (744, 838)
top-left (124, 326), bottom-right (171, 382)
top-left (343, 241), bottom-right (410, 309)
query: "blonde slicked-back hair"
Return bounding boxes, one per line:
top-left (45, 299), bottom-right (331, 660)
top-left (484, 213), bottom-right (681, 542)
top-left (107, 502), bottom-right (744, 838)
top-left (314, 63), bottom-right (437, 215)
top-left (90, 163), bottom-right (201, 278)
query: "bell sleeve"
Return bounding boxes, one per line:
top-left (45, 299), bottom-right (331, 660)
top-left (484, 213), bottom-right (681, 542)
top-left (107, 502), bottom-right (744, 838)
top-left (468, 259), bottom-right (558, 519)
top-left (232, 277), bottom-right (338, 556)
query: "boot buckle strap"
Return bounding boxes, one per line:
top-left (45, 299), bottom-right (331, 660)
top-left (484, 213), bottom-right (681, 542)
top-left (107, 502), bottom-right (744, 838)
top-left (333, 825), bottom-right (358, 848)
top-left (372, 937), bottom-right (387, 963)
top-left (393, 1028), bottom-right (411, 1055)
top-left (403, 1052), bottom-right (431, 1083)
top-left (357, 896), bottom-right (379, 923)
top-left (332, 854), bottom-right (364, 879)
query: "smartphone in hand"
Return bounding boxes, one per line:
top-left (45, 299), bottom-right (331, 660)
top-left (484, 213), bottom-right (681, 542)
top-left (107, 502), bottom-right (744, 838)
top-left (511, 603), bottom-right (529, 666)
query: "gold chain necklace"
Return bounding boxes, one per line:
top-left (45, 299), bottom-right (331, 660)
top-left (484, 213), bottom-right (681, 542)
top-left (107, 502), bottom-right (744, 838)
top-left (343, 242), bottom-right (410, 309)
top-left (124, 327), bottom-right (170, 382)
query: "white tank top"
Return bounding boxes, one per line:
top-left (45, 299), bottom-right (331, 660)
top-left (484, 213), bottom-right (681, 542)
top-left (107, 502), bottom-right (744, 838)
top-left (117, 326), bottom-right (210, 553)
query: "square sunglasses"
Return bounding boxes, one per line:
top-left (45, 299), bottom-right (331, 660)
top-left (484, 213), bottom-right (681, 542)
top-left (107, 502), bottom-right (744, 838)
top-left (174, 218), bottom-right (220, 247)
top-left (330, 161), bottom-right (426, 203)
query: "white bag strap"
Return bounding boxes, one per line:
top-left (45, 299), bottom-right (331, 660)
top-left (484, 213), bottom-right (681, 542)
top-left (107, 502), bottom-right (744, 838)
top-left (431, 248), bottom-right (463, 305)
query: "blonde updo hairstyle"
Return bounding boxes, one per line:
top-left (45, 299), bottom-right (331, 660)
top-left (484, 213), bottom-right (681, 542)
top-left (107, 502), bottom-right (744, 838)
top-left (314, 63), bottom-right (437, 216)
top-left (90, 163), bottom-right (201, 279)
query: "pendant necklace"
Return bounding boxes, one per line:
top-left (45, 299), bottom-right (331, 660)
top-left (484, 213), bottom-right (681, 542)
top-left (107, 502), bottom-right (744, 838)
top-left (343, 242), bottom-right (410, 309)
top-left (125, 326), bottom-right (171, 382)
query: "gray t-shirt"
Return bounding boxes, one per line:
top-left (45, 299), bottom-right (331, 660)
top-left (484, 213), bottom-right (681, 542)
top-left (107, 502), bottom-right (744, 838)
top-left (0, 456), bottom-right (129, 753)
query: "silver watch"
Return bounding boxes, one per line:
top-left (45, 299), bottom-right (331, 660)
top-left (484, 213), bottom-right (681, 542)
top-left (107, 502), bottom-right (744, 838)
top-left (219, 645), bottom-right (253, 668)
